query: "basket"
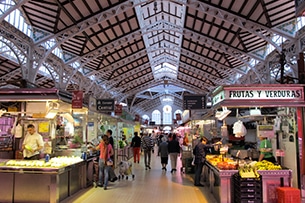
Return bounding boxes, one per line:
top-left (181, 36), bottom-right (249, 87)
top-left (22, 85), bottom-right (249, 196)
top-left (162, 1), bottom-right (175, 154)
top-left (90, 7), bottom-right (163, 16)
top-left (276, 187), bottom-right (301, 203)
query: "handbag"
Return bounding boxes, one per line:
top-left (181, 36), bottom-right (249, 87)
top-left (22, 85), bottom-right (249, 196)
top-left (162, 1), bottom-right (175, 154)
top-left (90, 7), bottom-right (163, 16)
top-left (106, 158), bottom-right (113, 166)
top-left (105, 144), bottom-right (113, 166)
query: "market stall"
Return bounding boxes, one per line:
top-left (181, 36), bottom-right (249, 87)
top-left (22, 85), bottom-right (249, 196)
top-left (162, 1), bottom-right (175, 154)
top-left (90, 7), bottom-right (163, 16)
top-left (0, 157), bottom-right (86, 203)
top-left (204, 156), bottom-right (292, 203)
top-left (209, 84), bottom-right (305, 203)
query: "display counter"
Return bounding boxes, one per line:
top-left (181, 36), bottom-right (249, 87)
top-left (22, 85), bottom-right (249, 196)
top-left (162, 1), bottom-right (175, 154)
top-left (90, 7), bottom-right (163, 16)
top-left (204, 161), bottom-right (292, 203)
top-left (0, 159), bottom-right (86, 203)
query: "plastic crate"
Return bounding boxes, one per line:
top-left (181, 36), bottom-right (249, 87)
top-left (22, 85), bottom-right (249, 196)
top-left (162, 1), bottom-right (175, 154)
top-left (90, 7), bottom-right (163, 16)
top-left (277, 187), bottom-right (301, 203)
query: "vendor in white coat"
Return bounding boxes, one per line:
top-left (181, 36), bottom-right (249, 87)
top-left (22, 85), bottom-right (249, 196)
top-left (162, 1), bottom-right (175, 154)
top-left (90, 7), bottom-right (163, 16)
top-left (22, 124), bottom-right (44, 160)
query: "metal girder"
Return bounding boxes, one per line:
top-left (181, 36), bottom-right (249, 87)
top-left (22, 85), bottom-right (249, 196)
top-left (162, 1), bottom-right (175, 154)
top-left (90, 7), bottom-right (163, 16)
top-left (35, 1), bottom-right (134, 46)
top-left (0, 21), bottom-right (31, 52)
top-left (104, 63), bottom-right (152, 89)
top-left (0, 67), bottom-right (21, 81)
top-left (0, 0), bottom-right (30, 22)
top-left (187, 0), bottom-right (294, 48)
top-left (89, 48), bottom-right (148, 78)
top-left (32, 1), bottom-right (134, 77)
top-left (120, 78), bottom-right (201, 101)
top-left (0, 37), bottom-right (27, 66)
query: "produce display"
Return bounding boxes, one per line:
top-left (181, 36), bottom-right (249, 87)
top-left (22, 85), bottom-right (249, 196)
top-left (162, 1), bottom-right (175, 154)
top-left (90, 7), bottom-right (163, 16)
top-left (5, 156), bottom-right (83, 168)
top-left (206, 155), bottom-right (237, 170)
top-left (206, 155), bottom-right (282, 171)
top-left (238, 164), bottom-right (260, 178)
top-left (254, 160), bottom-right (282, 170)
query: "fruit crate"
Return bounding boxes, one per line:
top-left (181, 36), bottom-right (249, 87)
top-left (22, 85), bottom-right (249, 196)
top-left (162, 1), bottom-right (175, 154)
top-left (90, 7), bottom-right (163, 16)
top-left (276, 187), bottom-right (300, 203)
top-left (232, 173), bottom-right (262, 203)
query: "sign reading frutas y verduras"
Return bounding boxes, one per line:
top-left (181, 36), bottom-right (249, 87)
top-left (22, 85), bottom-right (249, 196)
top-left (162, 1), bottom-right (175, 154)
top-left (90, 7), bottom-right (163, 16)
top-left (212, 85), bottom-right (304, 106)
top-left (228, 89), bottom-right (302, 100)
top-left (96, 99), bottom-right (114, 112)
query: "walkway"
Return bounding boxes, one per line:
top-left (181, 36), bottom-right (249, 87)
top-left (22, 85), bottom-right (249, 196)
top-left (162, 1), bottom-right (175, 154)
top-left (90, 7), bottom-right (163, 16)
top-left (62, 148), bottom-right (218, 203)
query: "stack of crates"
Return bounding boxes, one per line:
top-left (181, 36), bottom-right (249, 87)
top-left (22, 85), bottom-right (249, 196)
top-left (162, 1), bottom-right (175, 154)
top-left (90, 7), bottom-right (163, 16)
top-left (232, 173), bottom-right (262, 203)
top-left (276, 187), bottom-right (301, 203)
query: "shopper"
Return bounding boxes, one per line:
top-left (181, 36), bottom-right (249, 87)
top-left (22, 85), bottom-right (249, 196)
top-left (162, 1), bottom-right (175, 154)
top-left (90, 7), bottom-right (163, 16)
top-left (158, 136), bottom-right (169, 171)
top-left (22, 124), bottom-right (44, 160)
top-left (168, 133), bottom-right (181, 173)
top-left (141, 132), bottom-right (154, 170)
top-left (96, 135), bottom-right (114, 190)
top-left (130, 132), bottom-right (142, 163)
top-left (258, 136), bottom-right (276, 163)
top-left (105, 129), bottom-right (118, 182)
top-left (193, 137), bottom-right (222, 186)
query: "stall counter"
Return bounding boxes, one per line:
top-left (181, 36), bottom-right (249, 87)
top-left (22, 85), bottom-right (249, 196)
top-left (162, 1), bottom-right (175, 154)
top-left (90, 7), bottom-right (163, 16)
top-left (204, 161), bottom-right (292, 203)
top-left (0, 159), bottom-right (86, 203)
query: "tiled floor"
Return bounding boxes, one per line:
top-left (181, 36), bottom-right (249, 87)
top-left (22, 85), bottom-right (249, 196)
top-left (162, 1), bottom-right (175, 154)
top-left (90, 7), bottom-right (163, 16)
top-left (62, 149), bottom-right (217, 203)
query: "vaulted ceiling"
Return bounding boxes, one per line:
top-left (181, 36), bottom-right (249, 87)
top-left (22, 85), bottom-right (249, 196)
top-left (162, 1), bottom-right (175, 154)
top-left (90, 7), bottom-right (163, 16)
top-left (0, 0), bottom-right (301, 116)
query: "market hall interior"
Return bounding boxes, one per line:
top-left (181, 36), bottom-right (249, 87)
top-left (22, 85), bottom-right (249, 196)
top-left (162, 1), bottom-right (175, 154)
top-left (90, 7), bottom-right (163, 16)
top-left (61, 149), bottom-right (217, 203)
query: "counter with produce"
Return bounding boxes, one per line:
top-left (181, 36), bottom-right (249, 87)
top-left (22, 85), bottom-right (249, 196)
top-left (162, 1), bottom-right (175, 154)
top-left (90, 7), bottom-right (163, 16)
top-left (204, 155), bottom-right (292, 203)
top-left (0, 156), bottom-right (86, 203)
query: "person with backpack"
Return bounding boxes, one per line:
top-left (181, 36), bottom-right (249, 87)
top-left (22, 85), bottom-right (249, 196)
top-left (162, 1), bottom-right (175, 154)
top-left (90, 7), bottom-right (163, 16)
top-left (193, 137), bottom-right (222, 186)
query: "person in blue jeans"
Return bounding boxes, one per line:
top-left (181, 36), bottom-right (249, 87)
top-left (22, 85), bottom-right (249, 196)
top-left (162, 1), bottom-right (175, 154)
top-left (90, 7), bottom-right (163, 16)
top-left (96, 135), bottom-right (114, 190)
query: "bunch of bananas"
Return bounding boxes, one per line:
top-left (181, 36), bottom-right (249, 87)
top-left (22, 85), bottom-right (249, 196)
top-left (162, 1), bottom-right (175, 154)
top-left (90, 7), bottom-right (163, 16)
top-left (254, 160), bottom-right (282, 170)
top-left (238, 164), bottom-right (260, 178)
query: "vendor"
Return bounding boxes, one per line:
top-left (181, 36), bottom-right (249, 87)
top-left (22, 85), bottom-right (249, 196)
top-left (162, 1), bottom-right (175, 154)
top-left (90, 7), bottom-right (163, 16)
top-left (22, 124), bottom-right (44, 160)
top-left (258, 136), bottom-right (276, 163)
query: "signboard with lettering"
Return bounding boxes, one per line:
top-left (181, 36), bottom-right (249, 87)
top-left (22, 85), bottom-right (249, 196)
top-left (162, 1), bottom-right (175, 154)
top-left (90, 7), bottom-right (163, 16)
top-left (72, 91), bottom-right (83, 109)
top-left (96, 99), bottom-right (114, 112)
top-left (212, 84), bottom-right (305, 107)
top-left (115, 104), bottom-right (122, 116)
top-left (183, 95), bottom-right (206, 110)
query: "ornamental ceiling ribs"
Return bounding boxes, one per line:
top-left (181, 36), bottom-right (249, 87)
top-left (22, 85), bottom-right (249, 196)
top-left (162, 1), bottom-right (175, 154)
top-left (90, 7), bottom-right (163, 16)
top-left (0, 0), bottom-right (301, 116)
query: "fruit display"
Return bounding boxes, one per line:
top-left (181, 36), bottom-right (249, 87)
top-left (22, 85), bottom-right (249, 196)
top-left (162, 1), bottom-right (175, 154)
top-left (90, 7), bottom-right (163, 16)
top-left (254, 160), bottom-right (282, 170)
top-left (238, 164), bottom-right (260, 178)
top-left (206, 155), bottom-right (237, 170)
top-left (5, 156), bottom-right (83, 168)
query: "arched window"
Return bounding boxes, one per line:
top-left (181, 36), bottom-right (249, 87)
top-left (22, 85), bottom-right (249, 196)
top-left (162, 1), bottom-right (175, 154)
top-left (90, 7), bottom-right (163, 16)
top-left (142, 114), bottom-right (150, 125)
top-left (152, 110), bottom-right (161, 125)
top-left (163, 105), bottom-right (172, 125)
top-left (174, 109), bottom-right (183, 120)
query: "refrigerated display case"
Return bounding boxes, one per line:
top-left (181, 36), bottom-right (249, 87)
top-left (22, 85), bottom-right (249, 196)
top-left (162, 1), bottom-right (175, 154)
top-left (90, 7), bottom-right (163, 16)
top-left (0, 158), bottom-right (86, 203)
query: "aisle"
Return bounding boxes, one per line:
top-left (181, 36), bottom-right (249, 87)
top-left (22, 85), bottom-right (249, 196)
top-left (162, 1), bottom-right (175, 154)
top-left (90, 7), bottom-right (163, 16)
top-left (62, 149), bottom-right (218, 203)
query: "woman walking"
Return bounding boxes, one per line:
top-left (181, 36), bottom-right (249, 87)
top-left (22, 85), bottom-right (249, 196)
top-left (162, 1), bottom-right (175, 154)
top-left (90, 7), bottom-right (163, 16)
top-left (168, 133), bottom-right (181, 173)
top-left (96, 135), bottom-right (114, 190)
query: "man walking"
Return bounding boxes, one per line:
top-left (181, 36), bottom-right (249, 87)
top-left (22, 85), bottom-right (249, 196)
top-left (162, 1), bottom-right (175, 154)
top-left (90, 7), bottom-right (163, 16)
top-left (141, 132), bottom-right (153, 170)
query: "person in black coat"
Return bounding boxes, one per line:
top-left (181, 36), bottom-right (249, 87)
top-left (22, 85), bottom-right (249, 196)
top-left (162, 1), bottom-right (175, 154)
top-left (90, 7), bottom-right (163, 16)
top-left (168, 133), bottom-right (181, 173)
top-left (130, 132), bottom-right (142, 163)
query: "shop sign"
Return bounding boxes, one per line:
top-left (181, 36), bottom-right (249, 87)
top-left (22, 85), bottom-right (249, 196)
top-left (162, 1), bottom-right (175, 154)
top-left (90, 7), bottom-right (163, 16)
top-left (72, 91), bottom-right (83, 109)
top-left (212, 90), bottom-right (225, 106)
top-left (96, 99), bottom-right (114, 112)
top-left (115, 104), bottom-right (122, 116)
top-left (257, 125), bottom-right (275, 138)
top-left (226, 87), bottom-right (303, 100)
top-left (134, 114), bottom-right (140, 122)
top-left (276, 149), bottom-right (285, 157)
top-left (183, 95), bottom-right (206, 110)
